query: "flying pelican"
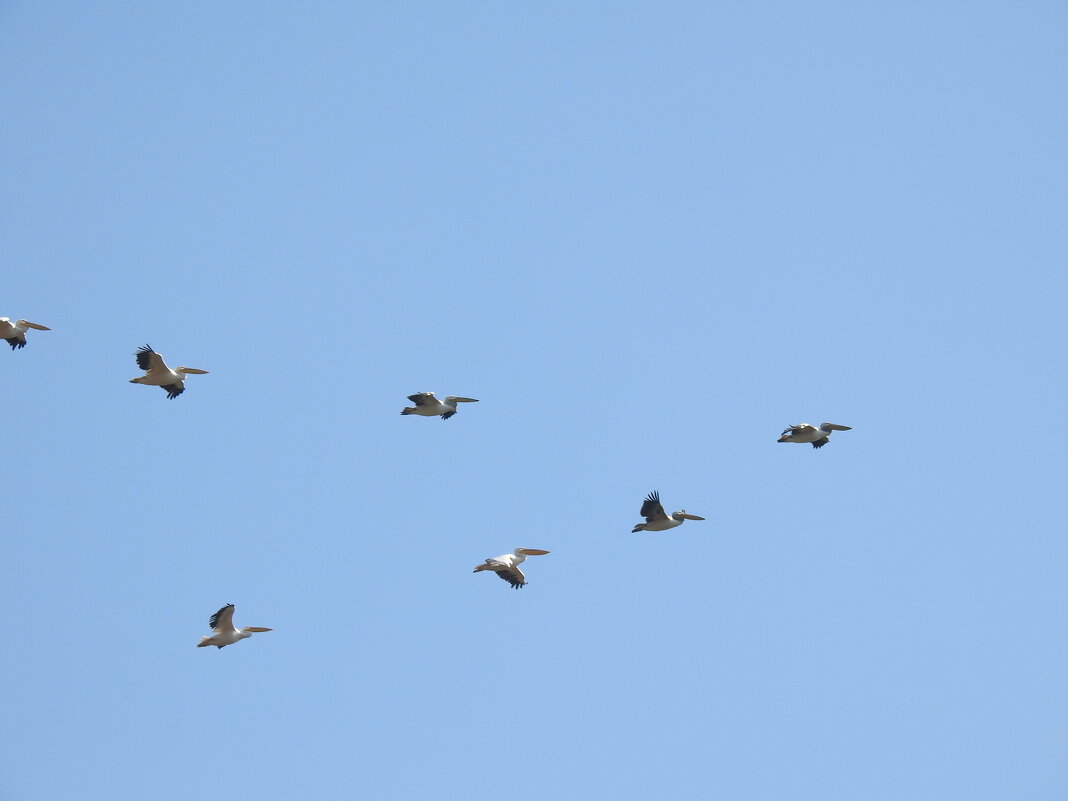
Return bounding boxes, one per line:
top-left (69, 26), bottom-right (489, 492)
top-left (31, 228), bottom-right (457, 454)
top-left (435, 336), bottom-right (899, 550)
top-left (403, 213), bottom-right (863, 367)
top-left (401, 391), bottom-right (479, 420)
top-left (129, 344), bottom-right (209, 399)
top-left (778, 422), bottom-right (852, 449)
top-left (631, 490), bottom-right (705, 533)
top-left (196, 604), bottom-right (272, 649)
top-left (0, 317), bottom-right (51, 350)
top-left (473, 547), bottom-right (550, 589)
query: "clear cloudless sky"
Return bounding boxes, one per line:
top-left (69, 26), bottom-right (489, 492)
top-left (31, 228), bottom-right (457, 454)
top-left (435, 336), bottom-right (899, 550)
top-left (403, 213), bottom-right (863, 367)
top-left (2, 2), bottom-right (1066, 799)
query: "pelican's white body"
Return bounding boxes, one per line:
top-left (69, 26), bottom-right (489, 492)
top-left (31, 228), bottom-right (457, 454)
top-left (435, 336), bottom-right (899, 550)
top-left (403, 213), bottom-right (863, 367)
top-left (639, 516), bottom-right (687, 532)
top-left (486, 551), bottom-right (527, 571)
top-left (779, 424), bottom-right (823, 444)
top-left (131, 366), bottom-right (188, 388)
top-left (199, 629), bottom-right (252, 649)
top-left (407, 396), bottom-right (454, 417)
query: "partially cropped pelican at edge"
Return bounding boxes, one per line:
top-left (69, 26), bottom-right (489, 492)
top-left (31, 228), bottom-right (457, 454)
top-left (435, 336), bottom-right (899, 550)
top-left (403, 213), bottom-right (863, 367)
top-left (401, 391), bottom-right (479, 420)
top-left (473, 548), bottom-right (550, 589)
top-left (778, 422), bottom-right (852, 449)
top-left (632, 490), bottom-right (705, 533)
top-left (0, 317), bottom-right (50, 350)
top-left (196, 604), bottom-right (272, 649)
top-left (129, 344), bottom-right (209, 399)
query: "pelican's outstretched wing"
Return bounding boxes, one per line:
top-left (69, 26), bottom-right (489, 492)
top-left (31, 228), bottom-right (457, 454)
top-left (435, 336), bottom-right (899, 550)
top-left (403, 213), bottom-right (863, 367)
top-left (5, 335), bottom-right (26, 350)
top-left (161, 383), bottom-right (184, 400)
top-left (811, 437), bottom-right (830, 449)
top-left (496, 565), bottom-right (527, 589)
top-left (406, 392), bottom-right (436, 407)
top-left (135, 345), bottom-right (168, 374)
top-left (208, 604), bottom-right (236, 632)
top-left (640, 490), bottom-right (669, 523)
top-left (474, 558), bottom-right (527, 588)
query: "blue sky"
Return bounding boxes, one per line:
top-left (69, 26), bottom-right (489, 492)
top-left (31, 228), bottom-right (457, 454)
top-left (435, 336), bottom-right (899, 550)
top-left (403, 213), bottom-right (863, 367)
top-left (2, 3), bottom-right (1066, 799)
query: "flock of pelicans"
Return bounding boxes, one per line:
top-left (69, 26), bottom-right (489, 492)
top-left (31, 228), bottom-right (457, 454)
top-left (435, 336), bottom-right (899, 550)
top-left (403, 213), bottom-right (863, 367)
top-left (4, 315), bottom-right (853, 650)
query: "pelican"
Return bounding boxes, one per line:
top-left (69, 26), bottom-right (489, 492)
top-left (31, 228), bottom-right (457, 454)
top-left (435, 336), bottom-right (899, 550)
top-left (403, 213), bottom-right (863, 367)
top-left (631, 490), bottom-right (705, 533)
top-left (473, 547), bottom-right (550, 589)
top-left (401, 391), bottom-right (479, 420)
top-left (778, 422), bottom-right (852, 449)
top-left (129, 344), bottom-right (209, 399)
top-left (196, 604), bottom-right (272, 649)
top-left (0, 317), bottom-right (51, 350)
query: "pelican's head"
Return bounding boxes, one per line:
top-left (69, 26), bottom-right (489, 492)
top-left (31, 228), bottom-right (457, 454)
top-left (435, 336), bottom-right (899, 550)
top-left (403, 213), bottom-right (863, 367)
top-left (445, 396), bottom-right (479, 403)
top-left (674, 511), bottom-right (705, 521)
top-left (516, 548), bottom-right (550, 556)
top-left (178, 367), bottom-right (209, 376)
top-left (17, 320), bottom-right (51, 331)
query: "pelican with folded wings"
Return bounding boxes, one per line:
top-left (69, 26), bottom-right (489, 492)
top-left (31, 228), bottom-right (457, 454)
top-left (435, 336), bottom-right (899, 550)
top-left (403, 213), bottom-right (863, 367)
top-left (473, 548), bottom-right (550, 589)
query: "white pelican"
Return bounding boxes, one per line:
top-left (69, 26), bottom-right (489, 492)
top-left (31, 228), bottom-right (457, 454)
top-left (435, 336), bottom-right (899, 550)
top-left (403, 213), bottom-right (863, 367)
top-left (196, 604), bottom-right (272, 649)
top-left (473, 547), bottom-right (550, 589)
top-left (401, 391), bottom-right (479, 420)
top-left (778, 422), bottom-right (852, 449)
top-left (631, 490), bottom-right (705, 533)
top-left (0, 317), bottom-right (51, 350)
top-left (129, 344), bottom-right (209, 399)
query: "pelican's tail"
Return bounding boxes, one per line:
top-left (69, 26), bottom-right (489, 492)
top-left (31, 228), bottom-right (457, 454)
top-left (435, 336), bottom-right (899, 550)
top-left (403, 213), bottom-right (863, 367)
top-left (401, 407), bottom-right (415, 415)
top-left (196, 637), bottom-right (212, 648)
top-left (631, 524), bottom-right (646, 533)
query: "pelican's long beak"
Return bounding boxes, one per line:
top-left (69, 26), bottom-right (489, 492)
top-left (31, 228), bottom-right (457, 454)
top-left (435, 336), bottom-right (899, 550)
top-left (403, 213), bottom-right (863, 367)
top-left (180, 368), bottom-right (210, 374)
top-left (519, 548), bottom-right (550, 555)
top-left (454, 397), bottom-right (479, 403)
top-left (679, 514), bottom-right (705, 521)
top-left (24, 322), bottom-right (51, 330)
top-left (245, 627), bottom-right (272, 632)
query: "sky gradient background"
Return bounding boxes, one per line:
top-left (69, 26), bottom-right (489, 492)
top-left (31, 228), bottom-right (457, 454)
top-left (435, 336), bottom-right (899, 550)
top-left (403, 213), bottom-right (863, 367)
top-left (2, 3), bottom-right (1066, 800)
